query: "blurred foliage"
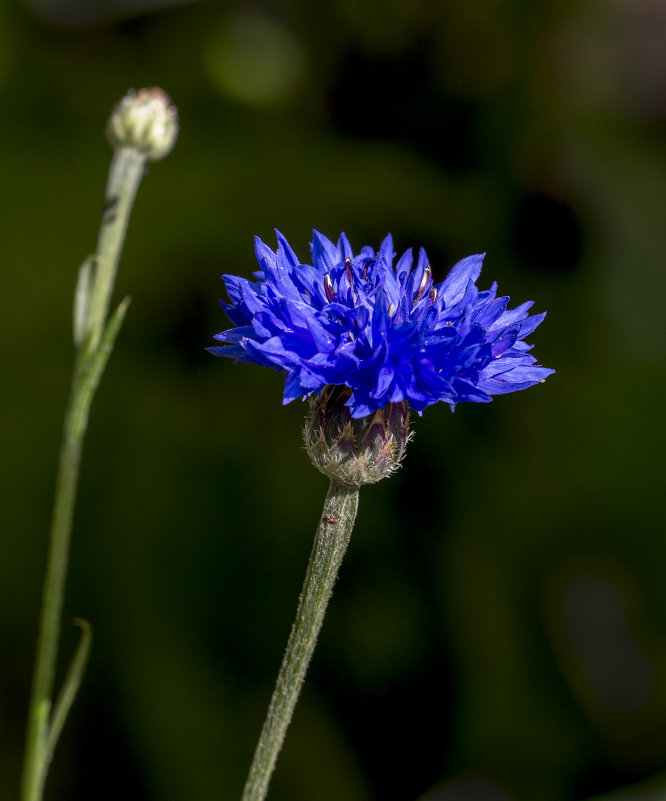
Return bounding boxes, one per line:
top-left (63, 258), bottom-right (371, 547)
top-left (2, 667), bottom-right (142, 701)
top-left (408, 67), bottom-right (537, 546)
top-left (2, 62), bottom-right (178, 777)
top-left (1, 0), bottom-right (665, 800)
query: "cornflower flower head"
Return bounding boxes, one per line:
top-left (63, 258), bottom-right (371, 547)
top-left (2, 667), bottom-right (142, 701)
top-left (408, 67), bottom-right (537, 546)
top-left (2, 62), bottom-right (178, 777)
top-left (214, 232), bottom-right (555, 799)
top-left (210, 230), bottom-right (554, 418)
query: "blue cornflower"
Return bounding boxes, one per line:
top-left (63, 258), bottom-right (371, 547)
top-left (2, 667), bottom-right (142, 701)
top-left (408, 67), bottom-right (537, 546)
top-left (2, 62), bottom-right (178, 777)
top-left (210, 231), bottom-right (554, 419)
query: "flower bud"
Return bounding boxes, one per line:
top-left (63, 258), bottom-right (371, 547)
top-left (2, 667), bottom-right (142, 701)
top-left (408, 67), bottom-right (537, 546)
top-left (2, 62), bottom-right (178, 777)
top-left (107, 88), bottom-right (178, 160)
top-left (304, 386), bottom-right (413, 486)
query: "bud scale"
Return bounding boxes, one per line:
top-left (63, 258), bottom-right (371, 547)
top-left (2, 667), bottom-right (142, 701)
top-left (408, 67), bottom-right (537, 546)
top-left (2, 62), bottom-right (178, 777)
top-left (304, 386), bottom-right (412, 486)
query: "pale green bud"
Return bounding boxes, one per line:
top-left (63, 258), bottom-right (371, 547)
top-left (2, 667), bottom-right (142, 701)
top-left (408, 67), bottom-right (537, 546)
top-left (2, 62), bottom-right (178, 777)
top-left (107, 88), bottom-right (178, 160)
top-left (304, 386), bottom-right (413, 486)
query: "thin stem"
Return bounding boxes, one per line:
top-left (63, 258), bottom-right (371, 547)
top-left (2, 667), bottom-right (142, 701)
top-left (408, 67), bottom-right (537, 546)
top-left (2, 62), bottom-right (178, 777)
top-left (20, 146), bottom-right (146, 801)
top-left (241, 480), bottom-right (360, 801)
top-left (85, 146), bottom-right (145, 354)
top-left (21, 355), bottom-right (101, 801)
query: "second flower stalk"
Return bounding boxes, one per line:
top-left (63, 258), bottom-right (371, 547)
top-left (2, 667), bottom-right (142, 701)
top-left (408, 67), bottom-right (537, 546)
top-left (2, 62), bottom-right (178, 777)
top-left (21, 88), bottom-right (178, 801)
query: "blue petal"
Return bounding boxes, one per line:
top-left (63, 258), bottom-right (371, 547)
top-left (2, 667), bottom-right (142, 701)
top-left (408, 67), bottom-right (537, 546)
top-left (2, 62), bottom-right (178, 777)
top-left (478, 361), bottom-right (555, 393)
top-left (337, 232), bottom-right (354, 261)
top-left (395, 248), bottom-right (413, 283)
top-left (377, 234), bottom-right (394, 268)
top-left (473, 296), bottom-right (508, 328)
top-left (439, 253), bottom-right (485, 308)
top-left (275, 229), bottom-right (300, 266)
top-left (518, 311), bottom-right (547, 338)
top-left (311, 230), bottom-right (339, 273)
top-left (254, 237), bottom-right (277, 272)
top-left (489, 300), bottom-right (533, 331)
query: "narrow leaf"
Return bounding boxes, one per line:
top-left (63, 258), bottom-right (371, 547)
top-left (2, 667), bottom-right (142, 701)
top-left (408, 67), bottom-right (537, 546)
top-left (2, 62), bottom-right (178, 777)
top-left (45, 619), bottom-right (92, 757)
top-left (73, 257), bottom-right (96, 347)
top-left (81, 296), bottom-right (131, 395)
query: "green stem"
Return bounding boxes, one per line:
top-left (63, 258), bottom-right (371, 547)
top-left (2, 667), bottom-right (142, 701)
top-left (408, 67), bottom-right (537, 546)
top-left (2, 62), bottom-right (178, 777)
top-left (84, 146), bottom-right (145, 354)
top-left (241, 480), bottom-right (360, 801)
top-left (20, 146), bottom-right (146, 801)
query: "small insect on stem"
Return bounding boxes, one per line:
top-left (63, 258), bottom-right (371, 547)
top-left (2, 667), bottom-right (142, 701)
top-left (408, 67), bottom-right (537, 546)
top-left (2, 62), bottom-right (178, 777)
top-left (323, 513), bottom-right (340, 524)
top-left (102, 195), bottom-right (119, 224)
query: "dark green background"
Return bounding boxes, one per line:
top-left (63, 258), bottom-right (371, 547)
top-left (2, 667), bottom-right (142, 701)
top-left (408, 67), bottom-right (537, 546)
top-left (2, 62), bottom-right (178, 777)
top-left (2, 0), bottom-right (666, 799)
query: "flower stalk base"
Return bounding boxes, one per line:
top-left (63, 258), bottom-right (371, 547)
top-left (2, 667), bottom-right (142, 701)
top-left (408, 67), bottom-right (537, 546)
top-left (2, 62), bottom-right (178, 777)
top-left (240, 480), bottom-right (360, 801)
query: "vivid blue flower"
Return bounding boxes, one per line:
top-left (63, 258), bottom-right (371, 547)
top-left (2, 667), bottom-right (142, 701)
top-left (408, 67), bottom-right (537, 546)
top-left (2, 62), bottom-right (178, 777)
top-left (210, 231), bottom-right (554, 418)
